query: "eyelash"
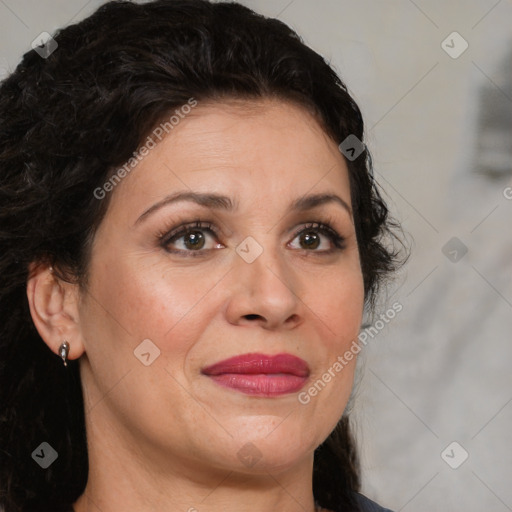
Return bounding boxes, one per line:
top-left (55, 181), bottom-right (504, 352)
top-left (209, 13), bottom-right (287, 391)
top-left (157, 217), bottom-right (346, 257)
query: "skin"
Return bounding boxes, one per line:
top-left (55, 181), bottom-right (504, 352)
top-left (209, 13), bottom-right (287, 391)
top-left (27, 99), bottom-right (365, 512)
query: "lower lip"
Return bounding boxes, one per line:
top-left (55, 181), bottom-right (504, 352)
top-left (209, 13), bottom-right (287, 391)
top-left (207, 373), bottom-right (308, 397)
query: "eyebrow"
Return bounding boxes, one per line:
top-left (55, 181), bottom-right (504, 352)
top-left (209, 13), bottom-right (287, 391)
top-left (135, 191), bottom-right (352, 225)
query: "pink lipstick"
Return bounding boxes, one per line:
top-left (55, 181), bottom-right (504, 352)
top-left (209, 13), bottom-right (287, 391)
top-left (201, 353), bottom-right (310, 397)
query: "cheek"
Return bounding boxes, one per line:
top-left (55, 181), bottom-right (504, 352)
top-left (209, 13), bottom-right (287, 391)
top-left (302, 260), bottom-right (364, 401)
top-left (308, 261), bottom-right (365, 345)
top-left (77, 253), bottom-right (224, 428)
top-left (81, 252), bottom-right (226, 361)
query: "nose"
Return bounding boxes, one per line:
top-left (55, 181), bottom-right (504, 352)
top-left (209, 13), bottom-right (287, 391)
top-left (224, 240), bottom-right (303, 330)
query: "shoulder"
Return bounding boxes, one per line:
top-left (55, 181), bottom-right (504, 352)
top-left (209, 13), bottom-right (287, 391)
top-left (351, 492), bottom-right (395, 512)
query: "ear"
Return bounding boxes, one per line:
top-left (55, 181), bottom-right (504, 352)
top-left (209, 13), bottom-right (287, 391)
top-left (26, 262), bottom-right (85, 362)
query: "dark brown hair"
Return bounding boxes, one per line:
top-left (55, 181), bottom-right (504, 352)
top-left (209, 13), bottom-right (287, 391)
top-left (0, 1), bottom-right (402, 511)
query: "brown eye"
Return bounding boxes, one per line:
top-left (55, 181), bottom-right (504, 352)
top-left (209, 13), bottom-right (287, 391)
top-left (288, 222), bottom-right (345, 253)
top-left (181, 230), bottom-right (205, 250)
top-left (161, 221), bottom-right (224, 256)
top-left (299, 231), bottom-right (320, 250)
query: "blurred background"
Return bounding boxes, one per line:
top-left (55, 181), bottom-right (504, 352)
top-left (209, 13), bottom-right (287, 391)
top-left (1, 1), bottom-right (511, 510)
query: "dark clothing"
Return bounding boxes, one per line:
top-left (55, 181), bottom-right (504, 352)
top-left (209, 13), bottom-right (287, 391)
top-left (352, 492), bottom-right (394, 511)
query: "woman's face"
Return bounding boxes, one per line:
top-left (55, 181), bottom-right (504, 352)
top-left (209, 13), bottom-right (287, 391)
top-left (77, 99), bottom-right (365, 476)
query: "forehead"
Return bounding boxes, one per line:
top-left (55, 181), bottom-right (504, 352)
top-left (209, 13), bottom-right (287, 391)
top-left (105, 98), bottom-right (351, 218)
top-left (162, 98), bottom-right (338, 167)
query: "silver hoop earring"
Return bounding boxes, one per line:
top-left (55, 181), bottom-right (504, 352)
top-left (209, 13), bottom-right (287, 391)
top-left (59, 341), bottom-right (70, 366)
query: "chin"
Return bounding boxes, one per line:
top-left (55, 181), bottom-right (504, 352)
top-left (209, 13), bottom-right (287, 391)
top-left (216, 420), bottom-right (319, 474)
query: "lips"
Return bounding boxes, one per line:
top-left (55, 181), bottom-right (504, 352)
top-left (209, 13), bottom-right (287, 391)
top-left (201, 353), bottom-right (310, 397)
top-left (202, 352), bottom-right (310, 377)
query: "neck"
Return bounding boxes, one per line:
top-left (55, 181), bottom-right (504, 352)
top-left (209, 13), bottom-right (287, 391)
top-left (72, 409), bottom-right (322, 512)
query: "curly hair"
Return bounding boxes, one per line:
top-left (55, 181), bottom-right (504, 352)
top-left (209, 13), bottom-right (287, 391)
top-left (0, 1), bottom-right (403, 511)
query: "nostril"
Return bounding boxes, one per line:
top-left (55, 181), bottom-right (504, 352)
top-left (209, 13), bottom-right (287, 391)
top-left (244, 314), bottom-right (261, 321)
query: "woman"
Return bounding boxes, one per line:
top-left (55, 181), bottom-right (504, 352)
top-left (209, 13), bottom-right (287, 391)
top-left (0, 1), bottom-right (403, 511)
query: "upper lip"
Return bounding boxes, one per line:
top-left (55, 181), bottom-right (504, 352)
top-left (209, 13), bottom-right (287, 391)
top-left (201, 353), bottom-right (310, 378)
